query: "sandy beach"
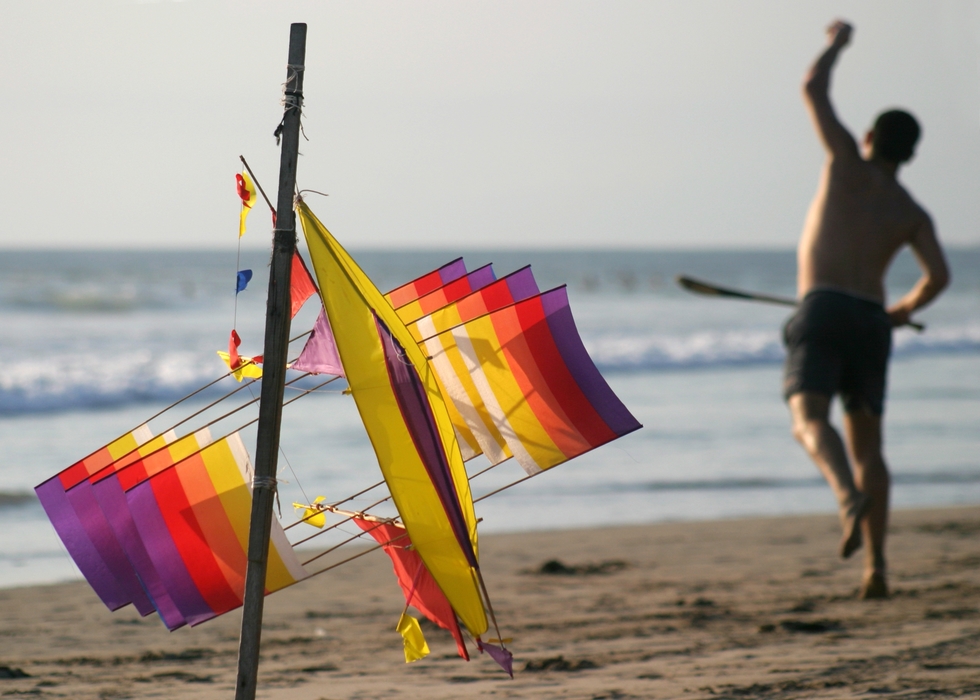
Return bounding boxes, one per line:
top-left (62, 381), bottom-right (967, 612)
top-left (1, 506), bottom-right (978, 699)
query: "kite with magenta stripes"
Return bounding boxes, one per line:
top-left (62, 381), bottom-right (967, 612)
top-left (35, 191), bottom-right (640, 675)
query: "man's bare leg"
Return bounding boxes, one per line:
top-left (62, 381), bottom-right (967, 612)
top-left (788, 392), bottom-right (870, 558)
top-left (844, 408), bottom-right (890, 598)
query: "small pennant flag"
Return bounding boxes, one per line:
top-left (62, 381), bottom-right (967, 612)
top-left (292, 496), bottom-right (327, 528)
top-left (219, 329), bottom-right (262, 381)
top-left (478, 639), bottom-right (514, 677)
top-left (290, 252), bottom-right (318, 318)
top-left (290, 308), bottom-right (344, 377)
top-left (236, 269), bottom-right (253, 294)
top-left (217, 352), bottom-right (262, 382)
top-left (228, 329), bottom-right (243, 369)
top-left (236, 172), bottom-right (257, 237)
top-left (396, 612), bottom-right (430, 663)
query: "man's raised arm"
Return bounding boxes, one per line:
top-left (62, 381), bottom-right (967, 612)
top-left (803, 20), bottom-right (859, 158)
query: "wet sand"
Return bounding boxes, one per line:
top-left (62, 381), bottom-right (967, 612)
top-left (1, 506), bottom-right (979, 699)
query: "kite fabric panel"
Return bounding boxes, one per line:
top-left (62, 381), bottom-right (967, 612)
top-left (397, 612), bottom-right (430, 663)
top-left (90, 429), bottom-right (214, 629)
top-left (375, 314), bottom-right (477, 571)
top-left (384, 257), bottom-right (467, 309)
top-left (290, 250), bottom-right (318, 318)
top-left (125, 432), bottom-right (308, 629)
top-left (298, 200), bottom-right (489, 638)
top-left (217, 351), bottom-right (263, 382)
top-left (291, 307), bottom-right (344, 376)
top-left (406, 266), bottom-right (540, 344)
top-left (60, 430), bottom-right (188, 617)
top-left (393, 264), bottom-right (497, 324)
top-left (47, 425), bottom-right (154, 492)
top-left (406, 267), bottom-right (541, 465)
top-left (427, 286), bottom-right (642, 475)
top-left (35, 426), bottom-right (155, 612)
top-left (37, 428), bottom-right (307, 631)
top-left (478, 639), bottom-right (515, 678)
top-left (353, 517), bottom-right (469, 660)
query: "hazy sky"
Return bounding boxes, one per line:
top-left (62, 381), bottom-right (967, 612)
top-left (1, 0), bottom-right (978, 250)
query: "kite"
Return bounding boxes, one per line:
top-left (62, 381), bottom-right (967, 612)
top-left (300, 200), bottom-right (489, 637)
top-left (35, 197), bottom-right (641, 675)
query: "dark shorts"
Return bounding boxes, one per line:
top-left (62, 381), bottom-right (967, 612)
top-left (782, 289), bottom-right (892, 415)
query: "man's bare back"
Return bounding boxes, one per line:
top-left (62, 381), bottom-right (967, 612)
top-left (799, 153), bottom-right (930, 302)
top-left (799, 21), bottom-right (948, 324)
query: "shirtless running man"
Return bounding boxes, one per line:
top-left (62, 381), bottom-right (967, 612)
top-left (784, 20), bottom-right (949, 599)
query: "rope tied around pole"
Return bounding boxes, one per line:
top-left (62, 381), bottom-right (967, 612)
top-left (274, 64), bottom-right (307, 145)
top-left (252, 475), bottom-right (279, 490)
top-left (252, 475), bottom-right (282, 517)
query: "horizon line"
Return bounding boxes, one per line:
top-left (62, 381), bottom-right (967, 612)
top-left (3, 244), bottom-right (978, 254)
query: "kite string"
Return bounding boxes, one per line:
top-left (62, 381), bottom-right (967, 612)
top-left (259, 381), bottom-right (313, 520)
top-left (156, 330), bottom-right (310, 440)
top-left (59, 365), bottom-right (253, 485)
top-left (290, 492), bottom-right (394, 541)
top-left (62, 358), bottom-right (272, 476)
top-left (233, 160), bottom-right (249, 330)
top-left (304, 541), bottom-right (387, 578)
top-left (234, 231), bottom-right (242, 332)
top-left (283, 480), bottom-right (389, 531)
top-left (292, 507), bottom-right (510, 648)
top-left (288, 459), bottom-right (559, 588)
top-left (285, 462), bottom-right (534, 644)
top-left (241, 371), bottom-right (318, 514)
top-left (283, 483), bottom-right (387, 532)
top-left (285, 460), bottom-right (519, 563)
top-left (106, 373), bottom-right (339, 485)
top-left (278, 444), bottom-right (312, 513)
top-left (300, 518), bottom-right (405, 567)
top-left (284, 454), bottom-right (509, 532)
top-left (328, 479), bottom-right (386, 509)
top-left (473, 471), bottom-right (535, 504)
top-left (134, 335), bottom-right (307, 452)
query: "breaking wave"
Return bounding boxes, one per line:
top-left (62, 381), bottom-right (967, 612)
top-left (1, 322), bottom-right (977, 416)
top-left (0, 349), bottom-right (222, 415)
top-left (587, 322), bottom-right (980, 372)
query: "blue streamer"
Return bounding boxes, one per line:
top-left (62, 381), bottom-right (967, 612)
top-left (236, 269), bottom-right (253, 294)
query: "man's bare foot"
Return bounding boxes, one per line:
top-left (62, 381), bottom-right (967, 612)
top-left (838, 492), bottom-right (871, 559)
top-left (860, 570), bottom-right (888, 600)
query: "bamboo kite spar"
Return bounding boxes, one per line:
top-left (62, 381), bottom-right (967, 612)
top-left (675, 275), bottom-right (925, 332)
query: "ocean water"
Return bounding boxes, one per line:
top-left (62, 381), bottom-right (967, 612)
top-left (1, 247), bottom-right (978, 589)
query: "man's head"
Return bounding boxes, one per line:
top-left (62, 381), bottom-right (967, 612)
top-left (865, 109), bottom-right (921, 164)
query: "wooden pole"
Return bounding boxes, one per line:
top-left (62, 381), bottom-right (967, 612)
top-left (235, 22), bottom-right (307, 700)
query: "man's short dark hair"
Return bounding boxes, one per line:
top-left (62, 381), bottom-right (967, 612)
top-left (871, 110), bottom-right (920, 163)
